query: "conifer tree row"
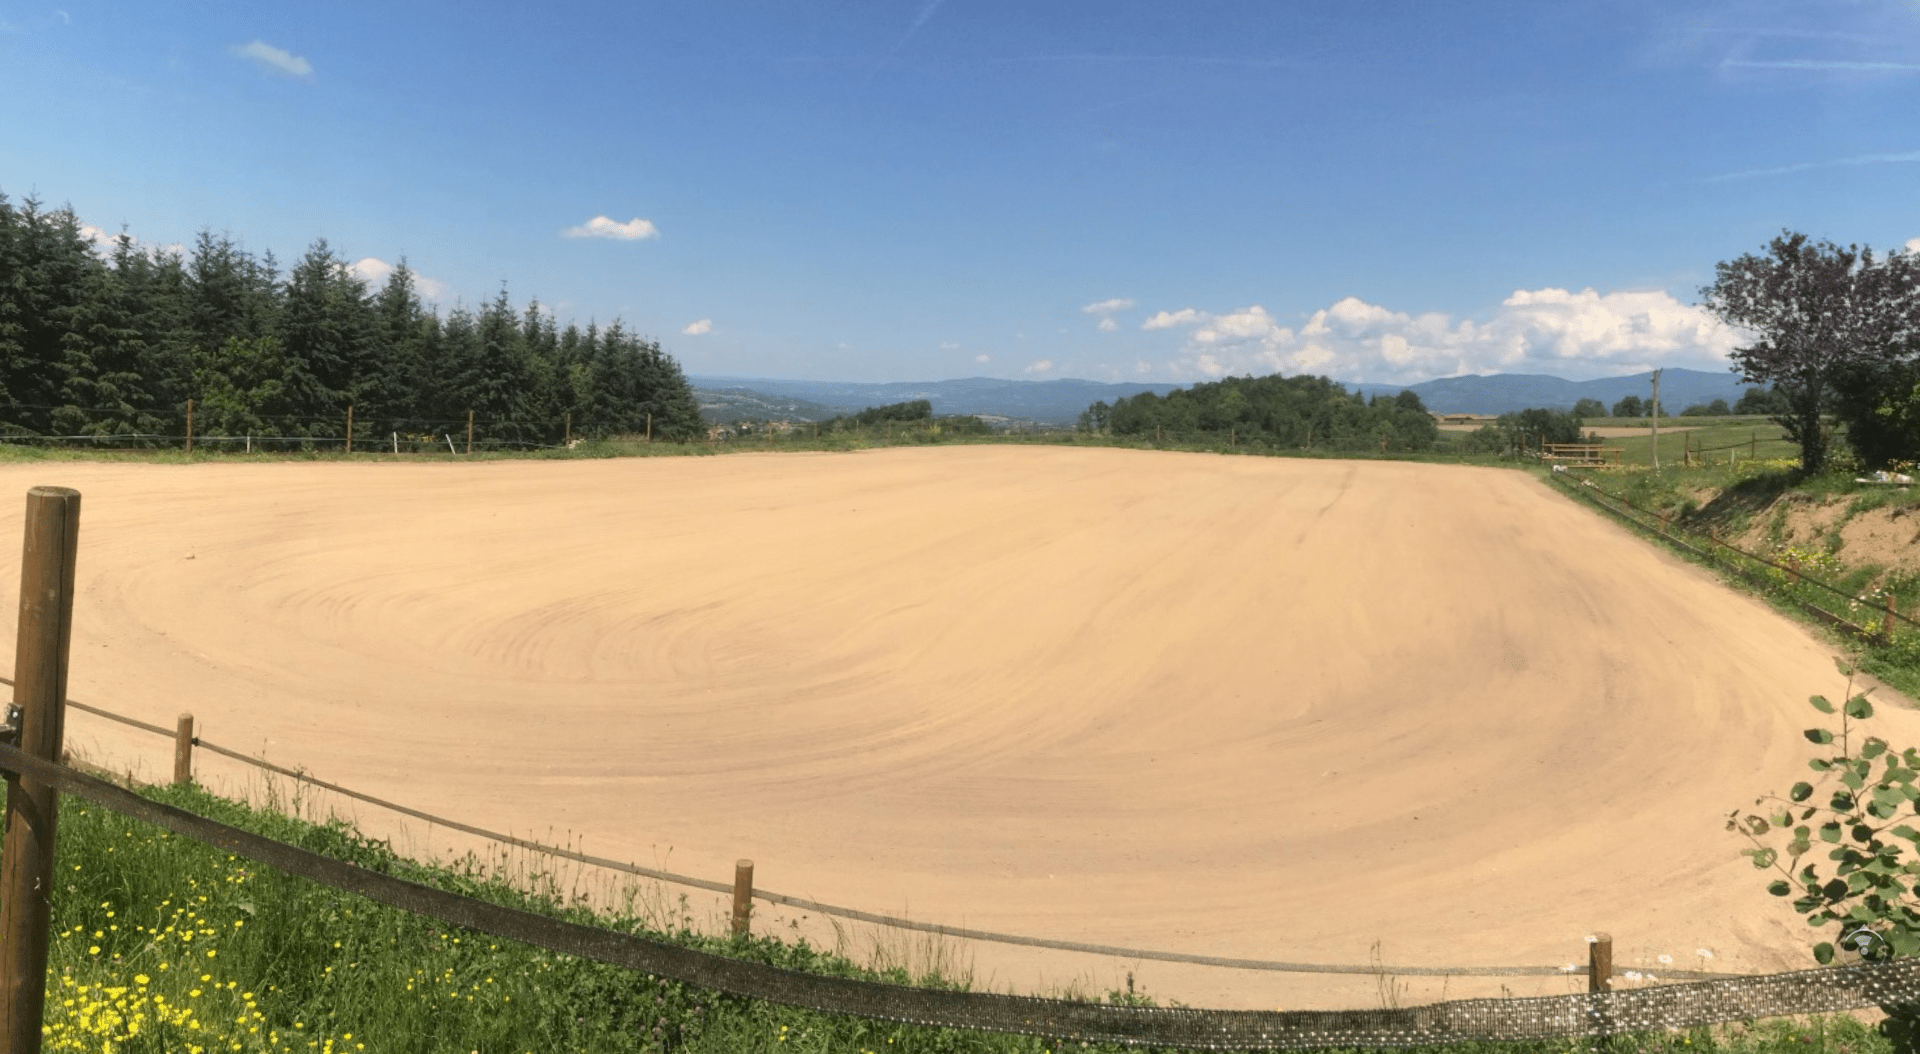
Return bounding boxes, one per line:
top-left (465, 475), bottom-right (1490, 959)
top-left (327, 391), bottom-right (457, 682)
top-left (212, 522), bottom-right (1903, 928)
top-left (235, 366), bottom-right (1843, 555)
top-left (0, 191), bottom-right (702, 446)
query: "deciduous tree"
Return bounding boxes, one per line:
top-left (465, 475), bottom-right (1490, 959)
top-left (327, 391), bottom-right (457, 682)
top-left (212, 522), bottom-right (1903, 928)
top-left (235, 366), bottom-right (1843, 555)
top-left (1700, 232), bottom-right (1920, 472)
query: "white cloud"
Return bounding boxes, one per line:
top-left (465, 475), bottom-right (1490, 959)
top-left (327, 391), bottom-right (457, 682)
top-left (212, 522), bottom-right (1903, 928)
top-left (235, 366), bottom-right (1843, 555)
top-left (348, 257), bottom-right (453, 303)
top-left (232, 40), bottom-right (313, 79)
top-left (1024, 359), bottom-right (1055, 374)
top-left (1097, 317), bottom-right (1119, 332)
top-left (1152, 287), bottom-right (1750, 384)
top-left (1142, 307), bottom-right (1205, 330)
top-left (78, 223), bottom-right (117, 251)
top-left (939, 341), bottom-right (961, 350)
top-left (974, 354), bottom-right (991, 363)
top-left (1906, 237), bottom-right (1920, 255)
top-left (561, 215), bottom-right (659, 241)
top-left (682, 318), bottom-right (713, 335)
top-left (1081, 297), bottom-right (1134, 314)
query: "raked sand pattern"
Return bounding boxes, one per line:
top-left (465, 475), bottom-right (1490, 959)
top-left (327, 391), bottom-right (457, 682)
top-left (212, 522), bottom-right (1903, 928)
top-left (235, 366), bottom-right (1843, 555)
top-left (1, 446), bottom-right (1909, 1011)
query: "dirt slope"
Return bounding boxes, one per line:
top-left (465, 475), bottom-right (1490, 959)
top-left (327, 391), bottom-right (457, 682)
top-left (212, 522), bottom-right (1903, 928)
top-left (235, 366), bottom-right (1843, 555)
top-left (0, 448), bottom-right (1906, 1011)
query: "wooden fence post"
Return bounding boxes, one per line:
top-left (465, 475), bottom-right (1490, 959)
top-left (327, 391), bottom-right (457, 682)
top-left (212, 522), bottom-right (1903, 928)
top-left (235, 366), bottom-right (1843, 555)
top-left (1888, 595), bottom-right (1900, 645)
top-left (0, 486), bottom-right (83, 1054)
top-left (1588, 933), bottom-right (1612, 993)
top-left (646, 413), bottom-right (653, 443)
top-left (185, 398), bottom-right (194, 454)
top-left (466, 410), bottom-right (474, 455)
top-left (731, 860), bottom-right (754, 937)
top-left (564, 412), bottom-right (571, 448)
top-left (173, 713), bottom-right (195, 786)
top-left (345, 405), bottom-right (353, 455)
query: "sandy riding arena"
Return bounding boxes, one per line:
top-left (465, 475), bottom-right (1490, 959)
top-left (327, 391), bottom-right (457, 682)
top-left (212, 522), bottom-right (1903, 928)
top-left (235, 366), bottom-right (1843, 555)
top-left (1, 447), bottom-right (1911, 1011)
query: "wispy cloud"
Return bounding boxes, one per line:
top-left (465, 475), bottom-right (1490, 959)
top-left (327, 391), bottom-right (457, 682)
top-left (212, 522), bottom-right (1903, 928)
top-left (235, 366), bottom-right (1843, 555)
top-left (682, 318), bottom-right (712, 336)
top-left (1704, 149), bottom-right (1920, 182)
top-left (974, 353), bottom-right (991, 364)
top-left (1722, 58), bottom-right (1920, 71)
top-left (232, 40), bottom-right (313, 79)
top-left (1097, 318), bottom-right (1119, 332)
top-left (561, 215), bottom-right (660, 240)
top-left (1906, 238), bottom-right (1920, 255)
top-left (1081, 297), bottom-right (1134, 314)
top-left (1023, 359), bottom-right (1055, 374)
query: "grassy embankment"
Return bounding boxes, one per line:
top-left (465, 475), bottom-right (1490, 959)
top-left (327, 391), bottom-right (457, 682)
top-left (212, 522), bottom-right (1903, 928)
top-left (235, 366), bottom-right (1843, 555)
top-left (1546, 438), bottom-right (1920, 699)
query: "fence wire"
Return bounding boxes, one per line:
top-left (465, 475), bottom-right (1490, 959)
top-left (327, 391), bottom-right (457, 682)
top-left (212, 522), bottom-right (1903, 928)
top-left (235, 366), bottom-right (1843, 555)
top-left (1548, 472), bottom-right (1918, 638)
top-left (3, 741), bottom-right (1917, 1050)
top-left (41, 682), bottom-right (1694, 981)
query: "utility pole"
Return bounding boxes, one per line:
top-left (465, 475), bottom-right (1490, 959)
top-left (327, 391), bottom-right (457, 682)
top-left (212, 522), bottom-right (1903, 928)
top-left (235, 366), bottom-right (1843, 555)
top-left (1650, 369), bottom-right (1662, 470)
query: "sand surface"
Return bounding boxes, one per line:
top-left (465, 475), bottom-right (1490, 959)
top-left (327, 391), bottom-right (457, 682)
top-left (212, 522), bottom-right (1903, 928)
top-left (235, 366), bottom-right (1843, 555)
top-left (0, 447), bottom-right (1908, 1011)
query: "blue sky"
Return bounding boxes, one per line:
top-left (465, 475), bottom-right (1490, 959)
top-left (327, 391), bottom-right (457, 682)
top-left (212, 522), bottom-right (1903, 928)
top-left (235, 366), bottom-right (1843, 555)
top-left (3, 1), bottom-right (1917, 385)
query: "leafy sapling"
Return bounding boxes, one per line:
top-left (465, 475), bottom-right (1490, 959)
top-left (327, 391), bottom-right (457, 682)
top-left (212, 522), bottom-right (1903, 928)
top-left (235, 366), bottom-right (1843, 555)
top-left (1732, 661), bottom-right (1920, 964)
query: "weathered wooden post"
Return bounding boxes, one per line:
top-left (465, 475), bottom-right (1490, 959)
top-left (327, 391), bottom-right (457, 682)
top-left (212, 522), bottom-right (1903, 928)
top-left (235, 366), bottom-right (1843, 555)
top-left (563, 412), bottom-right (571, 448)
top-left (646, 413), bottom-right (653, 443)
top-left (0, 486), bottom-right (82, 1054)
top-left (466, 410), bottom-right (474, 455)
top-left (184, 399), bottom-right (194, 454)
top-left (1588, 933), bottom-right (1613, 994)
top-left (1888, 595), bottom-right (1900, 646)
top-left (173, 713), bottom-right (195, 786)
top-left (731, 860), bottom-right (754, 937)
top-left (344, 405), bottom-right (353, 455)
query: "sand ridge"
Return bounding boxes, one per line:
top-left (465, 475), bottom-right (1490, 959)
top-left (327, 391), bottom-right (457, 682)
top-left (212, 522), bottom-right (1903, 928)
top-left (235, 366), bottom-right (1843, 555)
top-left (0, 447), bottom-right (1906, 1010)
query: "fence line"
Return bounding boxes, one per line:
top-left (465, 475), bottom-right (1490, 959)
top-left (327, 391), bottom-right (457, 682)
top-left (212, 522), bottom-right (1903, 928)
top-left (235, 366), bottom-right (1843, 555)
top-left (31, 678), bottom-right (1727, 981)
top-left (1549, 472), bottom-right (1917, 639)
top-left (8, 739), bottom-right (1920, 1049)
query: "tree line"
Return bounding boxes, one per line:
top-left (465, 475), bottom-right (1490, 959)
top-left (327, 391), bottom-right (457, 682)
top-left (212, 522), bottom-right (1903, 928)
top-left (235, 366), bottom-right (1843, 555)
top-left (0, 192), bottom-right (702, 447)
top-left (1082, 373), bottom-right (1442, 451)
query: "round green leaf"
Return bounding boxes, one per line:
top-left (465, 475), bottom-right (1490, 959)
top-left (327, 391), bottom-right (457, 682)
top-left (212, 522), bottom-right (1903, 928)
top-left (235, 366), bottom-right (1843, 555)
top-left (1769, 880), bottom-right (1793, 896)
top-left (1814, 942), bottom-right (1836, 964)
top-left (1847, 696), bottom-right (1876, 720)
top-left (1808, 728), bottom-right (1836, 745)
top-left (1792, 782), bottom-right (1815, 802)
top-left (1811, 695), bottom-right (1837, 715)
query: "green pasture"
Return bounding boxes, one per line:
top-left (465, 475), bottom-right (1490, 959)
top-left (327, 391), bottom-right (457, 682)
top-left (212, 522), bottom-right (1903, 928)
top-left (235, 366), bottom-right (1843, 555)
top-left (1574, 416), bottom-right (1799, 468)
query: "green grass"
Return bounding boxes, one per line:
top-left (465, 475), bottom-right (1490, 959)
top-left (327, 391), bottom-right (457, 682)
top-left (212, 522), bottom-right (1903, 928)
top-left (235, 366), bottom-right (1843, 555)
top-left (1571, 416), bottom-right (1799, 469)
top-left (3, 775), bottom-right (1901, 1054)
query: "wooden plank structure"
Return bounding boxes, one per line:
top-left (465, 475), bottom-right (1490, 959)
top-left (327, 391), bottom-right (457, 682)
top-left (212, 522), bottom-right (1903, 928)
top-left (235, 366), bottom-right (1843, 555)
top-left (1543, 443), bottom-right (1624, 466)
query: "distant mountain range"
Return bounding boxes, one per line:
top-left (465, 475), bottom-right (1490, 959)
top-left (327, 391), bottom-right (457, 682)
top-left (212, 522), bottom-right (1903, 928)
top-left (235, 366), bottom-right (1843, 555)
top-left (689, 367), bottom-right (1754, 425)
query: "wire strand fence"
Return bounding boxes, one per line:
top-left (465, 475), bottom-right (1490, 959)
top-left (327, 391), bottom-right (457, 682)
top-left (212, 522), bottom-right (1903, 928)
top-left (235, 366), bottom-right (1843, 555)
top-left (1547, 471), bottom-right (1916, 642)
top-left (32, 677), bottom-right (1729, 981)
